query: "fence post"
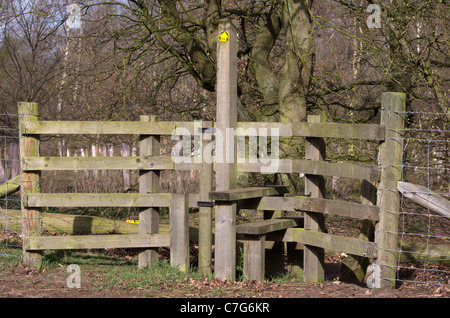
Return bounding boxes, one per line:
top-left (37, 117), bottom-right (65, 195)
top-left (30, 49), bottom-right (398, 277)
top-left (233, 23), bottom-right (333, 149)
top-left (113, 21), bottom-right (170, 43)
top-left (170, 193), bottom-right (189, 272)
top-left (214, 19), bottom-right (238, 281)
top-left (375, 92), bottom-right (405, 289)
top-left (138, 115), bottom-right (160, 267)
top-left (303, 114), bottom-right (326, 283)
top-left (18, 102), bottom-right (42, 270)
top-left (198, 125), bottom-right (214, 275)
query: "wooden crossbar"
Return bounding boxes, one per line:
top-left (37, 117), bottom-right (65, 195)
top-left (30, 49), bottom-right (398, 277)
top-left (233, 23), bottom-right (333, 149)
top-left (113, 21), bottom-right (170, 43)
top-left (237, 196), bottom-right (380, 221)
top-left (21, 120), bottom-right (385, 140)
top-left (210, 186), bottom-right (289, 201)
top-left (263, 228), bottom-right (377, 258)
top-left (236, 218), bottom-right (304, 236)
top-left (24, 233), bottom-right (169, 250)
top-left (235, 122), bottom-right (385, 140)
top-left (25, 193), bottom-right (200, 208)
top-left (238, 160), bottom-right (380, 181)
top-left (20, 120), bottom-right (198, 136)
top-left (22, 156), bottom-right (202, 171)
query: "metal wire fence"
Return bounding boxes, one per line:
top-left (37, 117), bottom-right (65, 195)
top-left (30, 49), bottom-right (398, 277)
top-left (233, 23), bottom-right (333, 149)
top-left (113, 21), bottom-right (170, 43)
top-left (0, 113), bottom-right (23, 260)
top-left (391, 110), bottom-right (449, 287)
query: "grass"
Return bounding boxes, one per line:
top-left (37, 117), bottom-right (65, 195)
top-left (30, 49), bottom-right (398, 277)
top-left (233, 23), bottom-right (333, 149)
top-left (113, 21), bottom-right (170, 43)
top-left (0, 245), bottom-right (304, 296)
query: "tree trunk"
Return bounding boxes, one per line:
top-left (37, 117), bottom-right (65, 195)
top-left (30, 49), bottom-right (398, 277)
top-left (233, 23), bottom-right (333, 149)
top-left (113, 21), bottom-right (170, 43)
top-left (279, 0), bottom-right (312, 123)
top-left (250, 5), bottom-right (282, 122)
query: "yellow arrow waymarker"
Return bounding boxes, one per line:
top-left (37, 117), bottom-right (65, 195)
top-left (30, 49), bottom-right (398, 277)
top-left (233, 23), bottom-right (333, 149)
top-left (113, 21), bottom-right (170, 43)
top-left (218, 31), bottom-right (229, 43)
top-left (126, 220), bottom-right (139, 224)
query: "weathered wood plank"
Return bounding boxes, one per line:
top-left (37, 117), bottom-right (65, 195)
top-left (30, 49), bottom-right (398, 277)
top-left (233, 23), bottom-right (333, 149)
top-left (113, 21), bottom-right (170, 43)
top-left (236, 218), bottom-right (303, 235)
top-left (235, 122), bottom-right (385, 140)
top-left (24, 233), bottom-right (170, 250)
top-left (293, 122), bottom-right (385, 140)
top-left (25, 193), bottom-right (171, 208)
top-left (23, 155), bottom-right (202, 171)
top-left (238, 159), bottom-right (380, 181)
top-left (294, 197), bottom-right (380, 221)
top-left (237, 196), bottom-right (379, 221)
top-left (23, 156), bottom-right (173, 171)
top-left (278, 228), bottom-right (377, 258)
top-left (210, 186), bottom-right (289, 202)
top-left (23, 120), bottom-right (384, 139)
top-left (20, 120), bottom-right (196, 136)
top-left (300, 229), bottom-right (377, 258)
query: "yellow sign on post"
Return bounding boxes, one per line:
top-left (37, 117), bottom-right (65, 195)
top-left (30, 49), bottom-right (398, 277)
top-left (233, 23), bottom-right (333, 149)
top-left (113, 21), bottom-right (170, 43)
top-left (218, 31), bottom-right (229, 43)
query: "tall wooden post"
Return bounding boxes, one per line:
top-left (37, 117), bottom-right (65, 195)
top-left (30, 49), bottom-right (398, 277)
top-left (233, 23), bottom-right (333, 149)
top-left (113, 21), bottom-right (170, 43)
top-left (303, 114), bottom-right (326, 282)
top-left (375, 92), bottom-right (405, 289)
top-left (198, 126), bottom-right (214, 274)
top-left (138, 115), bottom-right (160, 267)
top-left (214, 19), bottom-right (238, 280)
top-left (18, 102), bottom-right (42, 270)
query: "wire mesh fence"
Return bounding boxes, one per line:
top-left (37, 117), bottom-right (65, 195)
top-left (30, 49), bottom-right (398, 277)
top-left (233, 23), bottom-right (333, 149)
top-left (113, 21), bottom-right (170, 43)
top-left (0, 113), bottom-right (23, 261)
top-left (390, 110), bottom-right (449, 287)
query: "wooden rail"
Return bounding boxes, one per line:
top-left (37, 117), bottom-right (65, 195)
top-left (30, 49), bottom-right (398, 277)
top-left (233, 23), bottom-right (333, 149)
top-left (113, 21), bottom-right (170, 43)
top-left (24, 233), bottom-right (169, 250)
top-left (21, 120), bottom-right (385, 140)
top-left (264, 228), bottom-right (378, 259)
top-left (24, 193), bottom-right (200, 208)
top-left (210, 186), bottom-right (289, 201)
top-left (242, 196), bottom-right (380, 221)
top-left (23, 156), bottom-right (379, 180)
top-left (238, 160), bottom-right (380, 181)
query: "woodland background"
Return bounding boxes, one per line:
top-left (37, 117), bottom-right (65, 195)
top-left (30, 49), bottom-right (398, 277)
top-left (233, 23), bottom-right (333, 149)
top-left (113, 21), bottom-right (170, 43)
top-left (0, 0), bottom-right (448, 216)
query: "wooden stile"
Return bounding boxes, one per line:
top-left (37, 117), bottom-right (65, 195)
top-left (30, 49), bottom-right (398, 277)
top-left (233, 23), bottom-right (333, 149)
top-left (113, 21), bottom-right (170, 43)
top-left (15, 43), bottom-right (410, 288)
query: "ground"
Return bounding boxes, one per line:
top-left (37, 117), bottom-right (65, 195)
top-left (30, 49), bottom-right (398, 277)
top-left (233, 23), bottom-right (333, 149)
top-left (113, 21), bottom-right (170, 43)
top-left (1, 207), bottom-right (449, 300)
top-left (0, 249), bottom-right (448, 299)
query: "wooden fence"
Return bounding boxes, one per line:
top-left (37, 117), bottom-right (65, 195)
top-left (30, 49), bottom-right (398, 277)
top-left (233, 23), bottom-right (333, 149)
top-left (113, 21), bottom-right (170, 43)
top-left (17, 19), bottom-right (406, 289)
top-left (19, 102), bottom-right (209, 273)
